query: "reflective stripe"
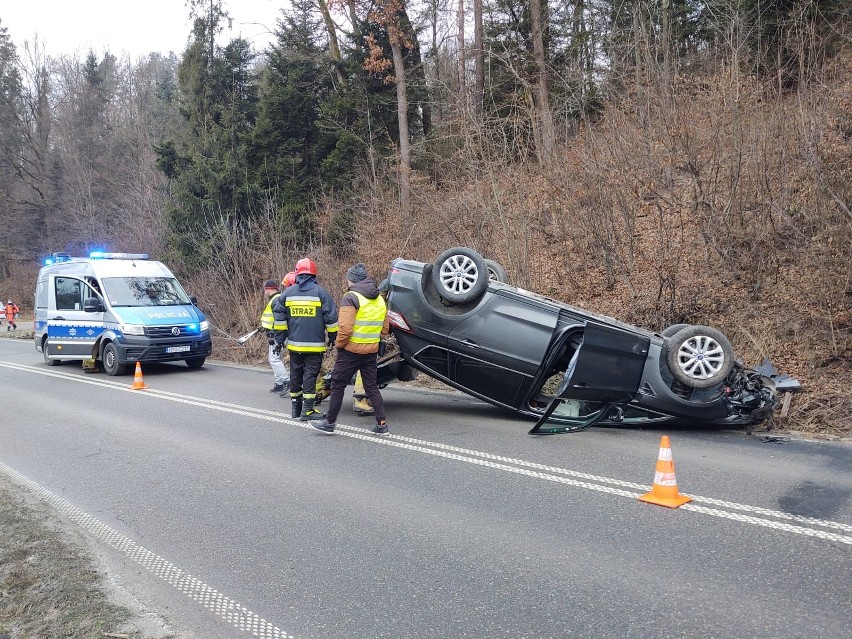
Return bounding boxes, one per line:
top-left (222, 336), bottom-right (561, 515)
top-left (285, 296), bottom-right (321, 306)
top-left (287, 340), bottom-right (326, 353)
top-left (261, 294), bottom-right (286, 330)
top-left (349, 292), bottom-right (386, 344)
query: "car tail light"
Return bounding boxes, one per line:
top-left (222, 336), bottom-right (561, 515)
top-left (387, 310), bottom-right (411, 332)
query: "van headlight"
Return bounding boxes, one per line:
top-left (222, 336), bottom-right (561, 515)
top-left (200, 321), bottom-right (209, 332)
top-left (120, 323), bottom-right (145, 336)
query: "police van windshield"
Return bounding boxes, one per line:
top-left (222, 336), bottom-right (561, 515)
top-left (101, 277), bottom-right (191, 307)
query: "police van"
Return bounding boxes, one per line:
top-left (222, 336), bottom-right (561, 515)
top-left (35, 252), bottom-right (212, 375)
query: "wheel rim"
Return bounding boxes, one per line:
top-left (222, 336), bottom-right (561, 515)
top-left (675, 334), bottom-right (726, 380)
top-left (487, 266), bottom-right (499, 281)
top-left (104, 347), bottom-right (115, 371)
top-left (438, 254), bottom-right (480, 295)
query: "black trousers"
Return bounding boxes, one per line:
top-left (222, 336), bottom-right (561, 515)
top-left (326, 349), bottom-right (385, 423)
top-left (289, 352), bottom-right (323, 399)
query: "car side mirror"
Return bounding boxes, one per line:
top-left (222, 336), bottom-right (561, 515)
top-left (83, 297), bottom-right (104, 313)
top-left (190, 296), bottom-right (198, 306)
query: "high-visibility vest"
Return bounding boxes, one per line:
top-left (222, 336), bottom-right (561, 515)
top-left (349, 291), bottom-right (386, 344)
top-left (261, 294), bottom-right (286, 330)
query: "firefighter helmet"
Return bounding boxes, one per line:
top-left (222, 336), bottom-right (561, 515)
top-left (282, 271), bottom-right (297, 287)
top-left (294, 258), bottom-right (318, 276)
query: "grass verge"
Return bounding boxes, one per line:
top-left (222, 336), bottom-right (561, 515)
top-left (0, 477), bottom-right (166, 639)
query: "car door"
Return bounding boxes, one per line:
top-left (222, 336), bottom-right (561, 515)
top-left (530, 321), bottom-right (650, 432)
top-left (45, 276), bottom-right (106, 359)
top-left (445, 292), bottom-right (560, 406)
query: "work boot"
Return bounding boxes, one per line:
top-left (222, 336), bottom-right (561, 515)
top-left (299, 397), bottom-right (325, 421)
top-left (311, 418), bottom-right (336, 435)
top-left (291, 397), bottom-right (303, 419)
top-left (353, 396), bottom-right (374, 416)
top-left (270, 382), bottom-right (285, 393)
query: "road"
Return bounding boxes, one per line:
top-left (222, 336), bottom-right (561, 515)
top-left (1, 337), bottom-right (850, 639)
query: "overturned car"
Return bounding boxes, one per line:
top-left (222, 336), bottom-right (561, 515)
top-left (377, 247), bottom-right (796, 433)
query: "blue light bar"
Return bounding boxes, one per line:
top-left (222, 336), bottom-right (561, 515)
top-left (44, 252), bottom-right (71, 265)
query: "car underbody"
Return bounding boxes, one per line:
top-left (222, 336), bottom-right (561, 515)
top-left (377, 247), bottom-right (798, 433)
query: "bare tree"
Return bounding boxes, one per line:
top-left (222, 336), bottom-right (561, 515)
top-left (317, 0), bottom-right (348, 87)
top-left (473, 0), bottom-right (484, 118)
top-left (530, 0), bottom-right (555, 161)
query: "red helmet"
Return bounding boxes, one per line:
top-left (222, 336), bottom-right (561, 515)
top-left (282, 271), bottom-right (297, 287)
top-left (295, 258), bottom-right (318, 276)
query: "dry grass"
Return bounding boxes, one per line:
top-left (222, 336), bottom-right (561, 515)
top-left (0, 481), bottom-right (138, 638)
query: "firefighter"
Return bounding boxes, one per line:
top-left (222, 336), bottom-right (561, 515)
top-left (272, 258), bottom-right (338, 420)
top-left (261, 277), bottom-right (291, 396)
top-left (4, 299), bottom-right (19, 331)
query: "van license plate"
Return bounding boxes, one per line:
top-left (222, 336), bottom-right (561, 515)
top-left (166, 345), bottom-right (191, 353)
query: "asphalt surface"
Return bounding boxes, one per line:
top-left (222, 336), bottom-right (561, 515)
top-left (1, 337), bottom-right (850, 639)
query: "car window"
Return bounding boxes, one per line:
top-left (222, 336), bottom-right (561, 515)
top-left (538, 399), bottom-right (669, 427)
top-left (36, 279), bottom-right (48, 309)
top-left (55, 277), bottom-right (98, 311)
top-left (101, 277), bottom-right (190, 307)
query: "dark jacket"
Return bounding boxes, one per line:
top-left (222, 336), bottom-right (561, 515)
top-left (272, 274), bottom-right (338, 353)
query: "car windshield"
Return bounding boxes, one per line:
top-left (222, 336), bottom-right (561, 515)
top-left (101, 277), bottom-right (191, 307)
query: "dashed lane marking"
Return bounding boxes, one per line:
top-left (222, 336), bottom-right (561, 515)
top-left (2, 361), bottom-right (851, 545)
top-left (0, 460), bottom-right (293, 639)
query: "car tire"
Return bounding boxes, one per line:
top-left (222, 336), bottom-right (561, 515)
top-left (485, 258), bottom-right (509, 283)
top-left (432, 247), bottom-right (489, 305)
top-left (661, 323), bottom-right (691, 338)
top-left (665, 325), bottom-right (734, 389)
top-left (185, 357), bottom-right (206, 370)
top-left (102, 342), bottom-right (127, 376)
top-left (43, 338), bottom-right (60, 366)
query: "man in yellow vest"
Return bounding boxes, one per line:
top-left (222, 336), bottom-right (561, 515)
top-left (261, 277), bottom-right (291, 395)
top-left (312, 263), bottom-right (390, 435)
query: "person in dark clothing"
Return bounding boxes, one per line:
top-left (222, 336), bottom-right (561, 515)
top-left (272, 258), bottom-right (338, 420)
top-left (312, 263), bottom-right (390, 435)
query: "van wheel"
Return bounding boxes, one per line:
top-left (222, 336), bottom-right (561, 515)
top-left (185, 357), bottom-right (205, 369)
top-left (43, 339), bottom-right (60, 366)
top-left (102, 342), bottom-right (127, 376)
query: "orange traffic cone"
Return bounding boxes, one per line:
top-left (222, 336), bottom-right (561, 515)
top-left (130, 361), bottom-right (148, 390)
top-left (638, 435), bottom-right (692, 508)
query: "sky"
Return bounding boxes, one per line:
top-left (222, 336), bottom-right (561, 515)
top-left (0, 0), bottom-right (287, 60)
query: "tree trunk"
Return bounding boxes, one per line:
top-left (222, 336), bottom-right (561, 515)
top-left (473, 0), bottom-right (484, 118)
top-left (346, 0), bottom-right (359, 36)
top-left (318, 0), bottom-right (348, 87)
top-left (391, 41), bottom-right (411, 217)
top-left (457, 0), bottom-right (466, 98)
top-left (529, 0), bottom-right (555, 162)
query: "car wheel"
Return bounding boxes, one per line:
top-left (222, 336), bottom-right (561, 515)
top-left (432, 247), bottom-right (489, 304)
top-left (185, 357), bottom-right (206, 370)
top-left (102, 342), bottom-right (127, 376)
top-left (485, 258), bottom-right (509, 283)
top-left (661, 323), bottom-right (691, 338)
top-left (665, 325), bottom-right (734, 389)
top-left (43, 338), bottom-right (60, 366)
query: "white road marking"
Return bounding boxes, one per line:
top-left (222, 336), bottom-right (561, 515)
top-left (0, 460), bottom-right (293, 639)
top-left (2, 361), bottom-right (851, 544)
